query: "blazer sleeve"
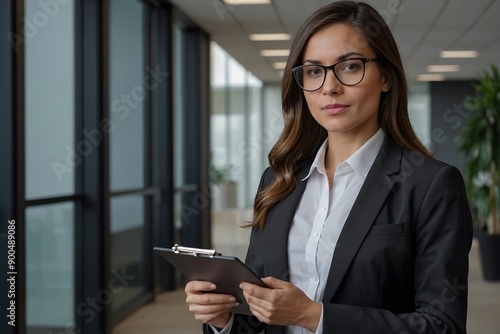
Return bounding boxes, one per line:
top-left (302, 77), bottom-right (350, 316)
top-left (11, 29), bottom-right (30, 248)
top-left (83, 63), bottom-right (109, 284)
top-left (322, 165), bottom-right (473, 333)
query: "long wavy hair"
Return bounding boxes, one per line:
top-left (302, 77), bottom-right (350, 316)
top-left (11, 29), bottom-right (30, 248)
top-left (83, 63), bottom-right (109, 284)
top-left (250, 1), bottom-right (432, 230)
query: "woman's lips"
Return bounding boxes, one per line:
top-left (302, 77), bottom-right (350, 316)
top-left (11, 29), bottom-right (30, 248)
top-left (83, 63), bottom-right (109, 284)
top-left (322, 103), bottom-right (350, 115)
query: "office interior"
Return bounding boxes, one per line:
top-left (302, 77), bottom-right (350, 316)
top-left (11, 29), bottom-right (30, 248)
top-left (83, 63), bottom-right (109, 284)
top-left (0, 0), bottom-right (499, 333)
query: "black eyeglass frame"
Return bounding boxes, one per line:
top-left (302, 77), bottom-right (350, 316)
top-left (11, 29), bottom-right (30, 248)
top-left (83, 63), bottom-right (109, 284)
top-left (291, 57), bottom-right (380, 91)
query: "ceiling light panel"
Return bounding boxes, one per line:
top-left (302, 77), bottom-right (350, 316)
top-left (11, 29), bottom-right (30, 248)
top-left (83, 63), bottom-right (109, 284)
top-left (223, 0), bottom-right (271, 4)
top-left (417, 74), bottom-right (445, 81)
top-left (440, 50), bottom-right (479, 58)
top-left (260, 50), bottom-right (290, 57)
top-left (427, 65), bottom-right (460, 72)
top-left (249, 33), bottom-right (291, 41)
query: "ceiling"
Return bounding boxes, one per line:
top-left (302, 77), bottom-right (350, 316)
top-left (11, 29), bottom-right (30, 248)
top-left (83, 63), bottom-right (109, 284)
top-left (168, 0), bottom-right (500, 84)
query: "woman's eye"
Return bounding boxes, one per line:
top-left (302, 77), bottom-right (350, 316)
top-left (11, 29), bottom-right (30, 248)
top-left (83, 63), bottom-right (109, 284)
top-left (306, 67), bottom-right (323, 76)
top-left (341, 62), bottom-right (361, 72)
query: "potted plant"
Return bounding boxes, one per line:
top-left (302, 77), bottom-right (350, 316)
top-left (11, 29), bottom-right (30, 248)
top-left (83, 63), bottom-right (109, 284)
top-left (457, 64), bottom-right (500, 281)
top-left (210, 163), bottom-right (238, 210)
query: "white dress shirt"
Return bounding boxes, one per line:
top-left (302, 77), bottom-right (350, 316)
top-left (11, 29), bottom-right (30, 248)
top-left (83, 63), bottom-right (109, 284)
top-left (286, 129), bottom-right (384, 334)
top-left (212, 129), bottom-right (385, 334)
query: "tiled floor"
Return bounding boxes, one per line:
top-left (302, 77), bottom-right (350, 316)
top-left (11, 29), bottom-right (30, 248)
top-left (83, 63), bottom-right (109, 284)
top-left (113, 210), bottom-right (500, 334)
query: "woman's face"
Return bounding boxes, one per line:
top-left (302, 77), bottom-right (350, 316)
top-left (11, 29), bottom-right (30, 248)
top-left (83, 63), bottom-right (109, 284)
top-left (301, 23), bottom-right (389, 138)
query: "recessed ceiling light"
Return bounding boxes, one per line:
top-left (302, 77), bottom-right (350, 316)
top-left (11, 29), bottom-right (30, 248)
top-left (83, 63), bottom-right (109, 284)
top-left (273, 62), bottom-right (287, 70)
top-left (260, 49), bottom-right (290, 57)
top-left (224, 0), bottom-right (271, 4)
top-left (427, 65), bottom-right (460, 72)
top-left (249, 34), bottom-right (291, 41)
top-left (417, 74), bottom-right (445, 81)
top-left (440, 50), bottom-right (479, 58)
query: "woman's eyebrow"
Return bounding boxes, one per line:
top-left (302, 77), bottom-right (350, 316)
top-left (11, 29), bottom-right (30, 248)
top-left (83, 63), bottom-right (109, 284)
top-left (303, 59), bottom-right (322, 65)
top-left (303, 52), bottom-right (365, 65)
top-left (337, 51), bottom-right (364, 60)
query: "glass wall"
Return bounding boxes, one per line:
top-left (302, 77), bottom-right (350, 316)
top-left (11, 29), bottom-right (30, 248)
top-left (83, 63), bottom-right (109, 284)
top-left (210, 43), bottom-right (229, 183)
top-left (25, 0), bottom-right (75, 200)
top-left (2, 0), bottom-right (206, 332)
top-left (210, 42), bottom-right (263, 209)
top-left (172, 19), bottom-right (212, 249)
top-left (110, 195), bottom-right (146, 311)
top-left (173, 25), bottom-right (187, 236)
top-left (108, 0), bottom-right (150, 314)
top-left (26, 203), bottom-right (75, 329)
top-left (24, 0), bottom-right (76, 330)
top-left (109, 0), bottom-right (146, 191)
top-left (408, 81), bottom-right (431, 149)
top-left (246, 74), bottom-right (264, 202)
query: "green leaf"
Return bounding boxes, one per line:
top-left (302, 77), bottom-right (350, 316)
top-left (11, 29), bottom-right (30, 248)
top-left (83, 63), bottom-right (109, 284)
top-left (457, 64), bottom-right (500, 234)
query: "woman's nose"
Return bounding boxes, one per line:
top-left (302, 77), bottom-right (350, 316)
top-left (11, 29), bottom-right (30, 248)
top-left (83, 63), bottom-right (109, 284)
top-left (321, 68), bottom-right (342, 95)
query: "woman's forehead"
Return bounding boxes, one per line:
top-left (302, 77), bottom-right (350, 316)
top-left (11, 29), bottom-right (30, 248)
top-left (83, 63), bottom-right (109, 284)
top-left (303, 23), bottom-right (374, 60)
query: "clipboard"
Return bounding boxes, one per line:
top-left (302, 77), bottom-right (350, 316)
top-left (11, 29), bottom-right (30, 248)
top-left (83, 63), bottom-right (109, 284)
top-left (153, 244), bottom-right (267, 315)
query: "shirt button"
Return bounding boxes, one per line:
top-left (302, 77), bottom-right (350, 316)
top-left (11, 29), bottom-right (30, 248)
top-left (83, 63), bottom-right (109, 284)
top-left (313, 232), bottom-right (318, 237)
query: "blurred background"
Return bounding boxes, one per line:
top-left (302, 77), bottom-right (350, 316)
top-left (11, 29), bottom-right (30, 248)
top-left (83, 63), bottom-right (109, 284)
top-left (1, 0), bottom-right (499, 333)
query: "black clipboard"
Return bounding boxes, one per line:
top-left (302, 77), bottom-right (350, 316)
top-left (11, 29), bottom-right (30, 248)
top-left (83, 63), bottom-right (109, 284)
top-left (153, 244), bottom-right (267, 315)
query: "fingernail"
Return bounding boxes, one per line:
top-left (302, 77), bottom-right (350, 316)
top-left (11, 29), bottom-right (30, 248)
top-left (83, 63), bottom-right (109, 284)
top-left (210, 284), bottom-right (216, 289)
top-left (229, 297), bottom-right (236, 302)
top-left (239, 284), bottom-right (242, 289)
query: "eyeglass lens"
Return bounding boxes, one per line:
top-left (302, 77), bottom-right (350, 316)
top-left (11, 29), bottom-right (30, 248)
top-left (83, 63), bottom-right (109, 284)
top-left (295, 58), bottom-right (366, 90)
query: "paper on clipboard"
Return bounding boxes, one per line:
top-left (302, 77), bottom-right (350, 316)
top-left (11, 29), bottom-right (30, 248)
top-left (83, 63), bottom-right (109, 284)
top-left (153, 244), bottom-right (267, 315)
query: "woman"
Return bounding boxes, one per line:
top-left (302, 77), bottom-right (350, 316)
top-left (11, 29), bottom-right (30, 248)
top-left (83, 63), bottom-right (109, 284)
top-left (186, 1), bottom-right (472, 333)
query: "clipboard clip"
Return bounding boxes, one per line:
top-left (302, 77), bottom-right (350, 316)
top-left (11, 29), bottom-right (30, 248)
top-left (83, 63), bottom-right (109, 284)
top-left (172, 244), bottom-right (219, 258)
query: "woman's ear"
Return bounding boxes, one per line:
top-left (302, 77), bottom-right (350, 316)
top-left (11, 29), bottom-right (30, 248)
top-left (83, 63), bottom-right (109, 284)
top-left (381, 76), bottom-right (391, 92)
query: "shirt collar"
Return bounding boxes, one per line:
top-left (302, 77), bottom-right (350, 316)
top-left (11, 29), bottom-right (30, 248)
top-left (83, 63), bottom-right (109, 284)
top-left (302, 128), bottom-right (385, 181)
top-left (346, 128), bottom-right (385, 180)
top-left (302, 139), bottom-right (329, 180)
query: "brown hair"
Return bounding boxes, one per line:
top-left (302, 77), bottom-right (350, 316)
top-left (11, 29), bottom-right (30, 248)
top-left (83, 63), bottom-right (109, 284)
top-left (250, 1), bottom-right (432, 230)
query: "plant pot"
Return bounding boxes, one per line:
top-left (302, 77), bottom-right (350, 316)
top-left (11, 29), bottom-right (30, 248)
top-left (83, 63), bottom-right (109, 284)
top-left (211, 180), bottom-right (238, 211)
top-left (476, 230), bottom-right (500, 281)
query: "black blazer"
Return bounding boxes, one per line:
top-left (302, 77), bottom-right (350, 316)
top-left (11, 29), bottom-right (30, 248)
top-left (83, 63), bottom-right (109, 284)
top-left (205, 137), bottom-right (473, 334)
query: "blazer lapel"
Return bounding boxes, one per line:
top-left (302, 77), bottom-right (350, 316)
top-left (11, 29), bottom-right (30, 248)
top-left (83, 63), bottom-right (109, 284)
top-left (264, 167), bottom-right (310, 281)
top-left (322, 137), bottom-right (402, 303)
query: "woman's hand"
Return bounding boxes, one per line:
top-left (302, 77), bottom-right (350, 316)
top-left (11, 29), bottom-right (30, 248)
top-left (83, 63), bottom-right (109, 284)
top-left (240, 276), bottom-right (322, 332)
top-left (185, 280), bottom-right (239, 329)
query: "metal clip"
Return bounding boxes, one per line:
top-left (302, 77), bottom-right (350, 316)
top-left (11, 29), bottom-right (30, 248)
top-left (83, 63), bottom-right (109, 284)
top-left (171, 244), bottom-right (218, 258)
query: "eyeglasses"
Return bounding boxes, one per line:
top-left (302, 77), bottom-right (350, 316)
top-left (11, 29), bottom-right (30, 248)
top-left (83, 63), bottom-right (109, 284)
top-left (292, 57), bottom-right (379, 91)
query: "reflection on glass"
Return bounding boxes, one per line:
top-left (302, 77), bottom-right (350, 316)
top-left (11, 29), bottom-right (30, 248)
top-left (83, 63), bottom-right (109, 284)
top-left (210, 43), bottom-right (266, 209)
top-left (25, 0), bottom-right (75, 199)
top-left (247, 74), bottom-right (263, 206)
top-left (110, 195), bottom-right (146, 311)
top-left (26, 202), bottom-right (74, 329)
top-left (408, 81), bottom-right (431, 148)
top-left (210, 43), bottom-right (229, 174)
top-left (109, 0), bottom-right (145, 191)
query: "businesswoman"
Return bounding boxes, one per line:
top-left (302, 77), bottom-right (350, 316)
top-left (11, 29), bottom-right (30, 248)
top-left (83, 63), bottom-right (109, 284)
top-left (186, 1), bottom-right (473, 333)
